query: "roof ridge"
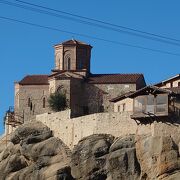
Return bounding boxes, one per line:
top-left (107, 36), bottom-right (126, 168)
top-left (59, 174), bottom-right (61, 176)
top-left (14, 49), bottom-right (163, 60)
top-left (25, 74), bottom-right (49, 76)
top-left (91, 73), bottom-right (143, 75)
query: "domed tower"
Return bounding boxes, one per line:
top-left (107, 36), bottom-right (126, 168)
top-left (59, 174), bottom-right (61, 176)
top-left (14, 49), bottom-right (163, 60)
top-left (53, 39), bottom-right (92, 76)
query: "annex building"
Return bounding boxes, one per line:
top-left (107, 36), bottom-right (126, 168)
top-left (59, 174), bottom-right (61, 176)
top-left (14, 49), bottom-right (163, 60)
top-left (14, 39), bottom-right (146, 122)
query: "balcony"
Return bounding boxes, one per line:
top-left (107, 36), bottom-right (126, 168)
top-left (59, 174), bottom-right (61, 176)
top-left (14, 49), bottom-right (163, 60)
top-left (131, 94), bottom-right (169, 119)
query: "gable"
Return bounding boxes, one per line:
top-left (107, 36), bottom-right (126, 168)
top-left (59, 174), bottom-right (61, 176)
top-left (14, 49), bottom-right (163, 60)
top-left (49, 71), bottom-right (84, 80)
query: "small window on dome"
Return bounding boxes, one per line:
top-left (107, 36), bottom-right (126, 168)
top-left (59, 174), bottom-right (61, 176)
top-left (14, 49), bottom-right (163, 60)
top-left (64, 54), bottom-right (71, 70)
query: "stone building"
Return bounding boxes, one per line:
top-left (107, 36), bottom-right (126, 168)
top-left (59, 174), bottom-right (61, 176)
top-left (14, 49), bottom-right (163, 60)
top-left (14, 39), bottom-right (146, 122)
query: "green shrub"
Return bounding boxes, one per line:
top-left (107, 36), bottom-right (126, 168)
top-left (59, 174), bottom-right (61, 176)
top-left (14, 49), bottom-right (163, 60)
top-left (48, 92), bottom-right (68, 112)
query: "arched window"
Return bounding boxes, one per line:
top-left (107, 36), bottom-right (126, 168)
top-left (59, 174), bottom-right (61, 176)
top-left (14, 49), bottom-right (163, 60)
top-left (57, 85), bottom-right (64, 93)
top-left (43, 97), bottom-right (46, 108)
top-left (64, 54), bottom-right (71, 70)
top-left (28, 98), bottom-right (31, 107)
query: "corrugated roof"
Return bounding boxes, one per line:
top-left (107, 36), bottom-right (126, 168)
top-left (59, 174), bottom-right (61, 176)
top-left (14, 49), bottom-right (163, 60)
top-left (19, 75), bottom-right (49, 85)
top-left (87, 74), bottom-right (144, 84)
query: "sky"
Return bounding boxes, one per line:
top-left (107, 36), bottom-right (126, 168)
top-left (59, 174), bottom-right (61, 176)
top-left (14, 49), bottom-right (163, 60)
top-left (0, 0), bottom-right (180, 134)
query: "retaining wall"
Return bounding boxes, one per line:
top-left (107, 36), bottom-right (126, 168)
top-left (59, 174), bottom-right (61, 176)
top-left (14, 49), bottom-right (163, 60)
top-left (36, 110), bottom-right (151, 149)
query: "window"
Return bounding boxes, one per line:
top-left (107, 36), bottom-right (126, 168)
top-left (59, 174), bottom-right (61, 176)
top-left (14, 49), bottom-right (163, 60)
top-left (170, 82), bottom-right (173, 88)
top-left (64, 54), bottom-right (71, 70)
top-left (146, 95), bottom-right (155, 113)
top-left (57, 85), bottom-right (64, 93)
top-left (133, 94), bottom-right (168, 117)
top-left (178, 82), bottom-right (180, 87)
top-left (99, 106), bottom-right (104, 112)
top-left (28, 98), bottom-right (31, 107)
top-left (30, 102), bottom-right (33, 111)
top-left (43, 98), bottom-right (46, 108)
top-left (122, 103), bottom-right (126, 112)
top-left (134, 96), bottom-right (145, 113)
top-left (118, 105), bottom-right (120, 112)
top-left (156, 95), bottom-right (167, 113)
top-left (117, 103), bottom-right (126, 112)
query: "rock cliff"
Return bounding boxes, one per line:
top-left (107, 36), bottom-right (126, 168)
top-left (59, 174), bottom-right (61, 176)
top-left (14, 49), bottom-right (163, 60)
top-left (0, 121), bottom-right (179, 180)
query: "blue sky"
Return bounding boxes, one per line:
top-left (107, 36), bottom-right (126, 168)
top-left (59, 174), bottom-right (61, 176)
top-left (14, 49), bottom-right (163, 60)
top-left (0, 0), bottom-right (180, 134)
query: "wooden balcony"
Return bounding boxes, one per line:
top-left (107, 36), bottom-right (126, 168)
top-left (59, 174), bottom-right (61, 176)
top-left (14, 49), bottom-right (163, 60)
top-left (131, 94), bottom-right (169, 120)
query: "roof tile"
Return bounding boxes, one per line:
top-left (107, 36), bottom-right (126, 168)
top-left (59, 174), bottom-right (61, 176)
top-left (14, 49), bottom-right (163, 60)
top-left (19, 75), bottom-right (49, 85)
top-left (87, 74), bottom-right (144, 84)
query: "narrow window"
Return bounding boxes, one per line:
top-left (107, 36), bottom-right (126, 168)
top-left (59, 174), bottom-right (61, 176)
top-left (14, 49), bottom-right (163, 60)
top-left (122, 103), bottom-right (126, 112)
top-left (118, 105), bottom-right (121, 112)
top-left (67, 57), bottom-right (71, 70)
top-left (170, 82), bottom-right (173, 88)
top-left (178, 82), bottom-right (180, 87)
top-left (43, 98), bottom-right (46, 108)
top-left (30, 102), bottom-right (33, 111)
top-left (64, 56), bottom-right (71, 70)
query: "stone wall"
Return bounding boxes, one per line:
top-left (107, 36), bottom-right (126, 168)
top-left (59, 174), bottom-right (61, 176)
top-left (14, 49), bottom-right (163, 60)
top-left (15, 85), bottom-right (50, 122)
top-left (36, 110), bottom-right (180, 150)
top-left (84, 83), bottom-right (137, 114)
top-left (37, 110), bottom-right (141, 149)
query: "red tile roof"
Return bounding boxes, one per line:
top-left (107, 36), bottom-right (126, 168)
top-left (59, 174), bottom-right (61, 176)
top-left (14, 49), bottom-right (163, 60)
top-left (54, 39), bottom-right (92, 47)
top-left (87, 74), bottom-right (144, 84)
top-left (18, 73), bottom-right (145, 86)
top-left (19, 75), bottom-right (49, 85)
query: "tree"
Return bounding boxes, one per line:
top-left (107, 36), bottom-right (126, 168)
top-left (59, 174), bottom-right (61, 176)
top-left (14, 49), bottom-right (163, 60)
top-left (48, 92), bottom-right (68, 112)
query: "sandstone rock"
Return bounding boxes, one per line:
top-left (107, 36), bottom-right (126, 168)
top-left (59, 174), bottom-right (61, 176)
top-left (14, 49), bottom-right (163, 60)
top-left (107, 135), bottom-right (140, 180)
top-left (71, 134), bottom-right (141, 180)
top-left (71, 134), bottom-right (114, 180)
top-left (1, 120), bottom-right (180, 180)
top-left (10, 121), bottom-right (52, 144)
top-left (0, 121), bottom-right (73, 180)
top-left (136, 135), bottom-right (180, 179)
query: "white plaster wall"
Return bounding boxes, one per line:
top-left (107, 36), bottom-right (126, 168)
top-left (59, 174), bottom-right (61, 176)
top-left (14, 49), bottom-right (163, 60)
top-left (160, 79), bottom-right (180, 88)
top-left (114, 98), bottom-right (133, 112)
